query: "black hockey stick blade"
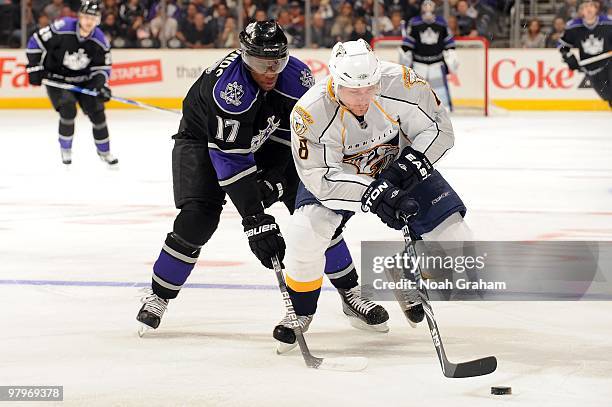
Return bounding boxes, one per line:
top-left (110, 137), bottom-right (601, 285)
top-left (443, 356), bottom-right (497, 378)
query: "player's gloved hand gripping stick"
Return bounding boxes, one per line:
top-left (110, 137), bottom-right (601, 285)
top-left (397, 211), bottom-right (497, 378)
top-left (270, 256), bottom-right (368, 372)
top-left (42, 79), bottom-right (181, 115)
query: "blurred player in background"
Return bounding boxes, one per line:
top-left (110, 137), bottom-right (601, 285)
top-left (399, 0), bottom-right (458, 110)
top-left (25, 0), bottom-right (117, 166)
top-left (274, 39), bottom-right (471, 352)
top-left (559, 0), bottom-right (611, 107)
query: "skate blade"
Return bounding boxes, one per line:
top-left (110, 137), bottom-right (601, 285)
top-left (318, 356), bottom-right (368, 372)
top-left (276, 341), bottom-right (298, 355)
top-left (346, 316), bottom-right (389, 333)
top-left (137, 323), bottom-right (152, 337)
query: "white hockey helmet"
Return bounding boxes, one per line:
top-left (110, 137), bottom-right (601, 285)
top-left (329, 39), bottom-right (382, 94)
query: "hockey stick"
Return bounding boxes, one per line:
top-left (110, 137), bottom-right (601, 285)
top-left (42, 79), bottom-right (181, 115)
top-left (397, 213), bottom-right (497, 378)
top-left (579, 50), bottom-right (612, 67)
top-left (271, 256), bottom-right (368, 372)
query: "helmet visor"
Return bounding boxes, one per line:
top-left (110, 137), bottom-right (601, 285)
top-left (337, 83), bottom-right (381, 105)
top-left (242, 53), bottom-right (289, 74)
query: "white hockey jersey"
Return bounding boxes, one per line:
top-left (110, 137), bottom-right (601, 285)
top-left (289, 61), bottom-right (454, 212)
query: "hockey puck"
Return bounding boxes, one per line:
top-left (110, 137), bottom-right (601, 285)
top-left (491, 386), bottom-right (512, 395)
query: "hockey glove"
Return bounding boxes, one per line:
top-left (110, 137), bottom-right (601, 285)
top-left (96, 85), bottom-right (112, 102)
top-left (242, 213), bottom-right (285, 269)
top-left (562, 51), bottom-right (580, 70)
top-left (257, 170), bottom-right (286, 208)
top-left (361, 178), bottom-right (419, 230)
top-left (380, 146), bottom-right (433, 192)
top-left (27, 66), bottom-right (46, 86)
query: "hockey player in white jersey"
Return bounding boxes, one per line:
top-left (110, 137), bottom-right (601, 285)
top-left (273, 39), bottom-right (471, 351)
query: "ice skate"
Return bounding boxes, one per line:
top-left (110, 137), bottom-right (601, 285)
top-left (273, 313), bottom-right (313, 354)
top-left (97, 150), bottom-right (119, 167)
top-left (60, 148), bottom-right (72, 165)
top-left (136, 288), bottom-right (169, 337)
top-left (338, 286), bottom-right (389, 333)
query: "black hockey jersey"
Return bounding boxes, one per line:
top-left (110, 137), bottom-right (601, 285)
top-left (177, 50), bottom-right (314, 217)
top-left (26, 17), bottom-right (111, 85)
top-left (401, 16), bottom-right (455, 64)
top-left (559, 15), bottom-right (612, 72)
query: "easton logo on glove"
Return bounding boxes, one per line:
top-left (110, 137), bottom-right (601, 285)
top-left (245, 223), bottom-right (279, 237)
top-left (361, 180), bottom-right (390, 212)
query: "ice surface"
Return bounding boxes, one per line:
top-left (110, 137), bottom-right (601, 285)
top-left (1, 110), bottom-right (611, 406)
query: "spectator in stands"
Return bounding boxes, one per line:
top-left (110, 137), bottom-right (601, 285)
top-left (399, 0), bottom-right (420, 23)
top-left (216, 15), bottom-right (239, 47)
top-left (521, 18), bottom-right (545, 48)
top-left (455, 0), bottom-right (478, 37)
top-left (60, 5), bottom-right (76, 18)
top-left (545, 16), bottom-right (565, 48)
top-left (277, 8), bottom-right (304, 47)
top-left (311, 11), bottom-right (334, 48)
top-left (447, 14), bottom-right (458, 35)
top-left (241, 0), bottom-right (257, 22)
top-left (330, 1), bottom-right (354, 42)
top-left (374, 1), bottom-right (393, 34)
top-left (557, 0), bottom-right (579, 20)
top-left (43, 0), bottom-right (64, 21)
top-left (288, 1), bottom-right (305, 28)
top-left (315, 0), bottom-right (334, 24)
top-left (209, 2), bottom-right (231, 41)
top-left (254, 8), bottom-right (267, 21)
top-left (100, 12), bottom-right (126, 47)
top-left (471, 0), bottom-right (496, 38)
top-left (349, 15), bottom-right (373, 43)
top-left (103, 0), bottom-right (119, 18)
top-left (181, 11), bottom-right (215, 48)
top-left (119, 0), bottom-right (146, 29)
top-left (383, 9), bottom-right (403, 36)
top-left (149, 0), bottom-right (180, 43)
top-left (268, 0), bottom-right (288, 19)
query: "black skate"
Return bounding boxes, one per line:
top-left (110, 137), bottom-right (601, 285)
top-left (97, 151), bottom-right (119, 167)
top-left (338, 286), bottom-right (389, 333)
top-left (136, 288), bottom-right (169, 337)
top-left (273, 313), bottom-right (313, 354)
top-left (61, 148), bottom-right (72, 165)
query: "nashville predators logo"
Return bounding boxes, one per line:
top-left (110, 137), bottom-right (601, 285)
top-left (291, 105), bottom-right (314, 136)
top-left (402, 66), bottom-right (427, 89)
top-left (343, 144), bottom-right (399, 178)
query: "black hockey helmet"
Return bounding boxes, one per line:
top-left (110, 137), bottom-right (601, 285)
top-left (239, 20), bottom-right (289, 74)
top-left (79, 0), bottom-right (102, 17)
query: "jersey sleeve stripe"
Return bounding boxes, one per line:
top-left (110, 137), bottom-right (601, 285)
top-left (207, 142), bottom-right (252, 154)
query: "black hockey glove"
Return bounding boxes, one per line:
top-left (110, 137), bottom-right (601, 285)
top-left (562, 53), bottom-right (580, 71)
top-left (257, 170), bottom-right (286, 208)
top-left (361, 178), bottom-right (419, 230)
top-left (380, 146), bottom-right (433, 192)
top-left (96, 85), bottom-right (112, 102)
top-left (242, 213), bottom-right (285, 269)
top-left (27, 67), bottom-right (46, 86)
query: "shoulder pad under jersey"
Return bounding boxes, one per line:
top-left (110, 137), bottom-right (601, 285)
top-left (91, 27), bottom-right (110, 50)
top-left (274, 56), bottom-right (314, 100)
top-left (213, 55), bottom-right (259, 115)
top-left (434, 16), bottom-right (448, 26)
top-left (50, 17), bottom-right (77, 33)
top-left (565, 18), bottom-right (584, 29)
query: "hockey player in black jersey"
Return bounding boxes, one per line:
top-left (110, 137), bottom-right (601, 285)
top-left (136, 21), bottom-right (390, 337)
top-left (26, 0), bottom-right (117, 166)
top-left (559, 0), bottom-right (612, 107)
top-left (399, 0), bottom-right (458, 110)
